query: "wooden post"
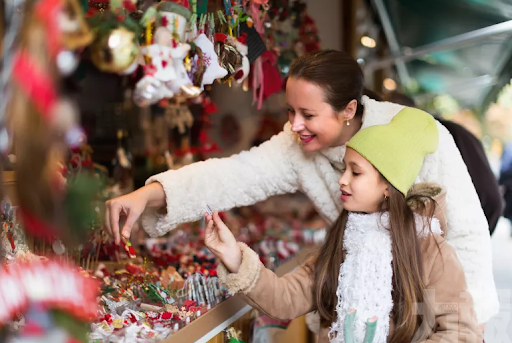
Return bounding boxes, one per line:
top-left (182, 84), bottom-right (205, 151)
top-left (341, 0), bottom-right (358, 57)
top-left (372, 31), bottom-right (387, 95)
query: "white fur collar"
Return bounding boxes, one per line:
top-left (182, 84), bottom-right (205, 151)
top-left (329, 212), bottom-right (442, 343)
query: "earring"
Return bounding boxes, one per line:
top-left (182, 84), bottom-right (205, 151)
top-left (346, 120), bottom-right (350, 126)
top-left (384, 195), bottom-right (388, 201)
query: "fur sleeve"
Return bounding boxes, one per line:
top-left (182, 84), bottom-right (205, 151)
top-left (140, 128), bottom-right (299, 237)
top-left (417, 121), bottom-right (499, 323)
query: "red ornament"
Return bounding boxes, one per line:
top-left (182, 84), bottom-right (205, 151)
top-left (161, 312), bottom-right (172, 320)
top-left (121, 239), bottom-right (136, 259)
top-left (122, 0), bottom-right (137, 11)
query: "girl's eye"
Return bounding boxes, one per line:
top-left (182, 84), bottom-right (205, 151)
top-left (352, 172), bottom-right (361, 176)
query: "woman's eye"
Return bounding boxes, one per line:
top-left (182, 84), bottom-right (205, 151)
top-left (304, 114), bottom-right (314, 119)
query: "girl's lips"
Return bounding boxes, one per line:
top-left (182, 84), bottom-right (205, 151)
top-left (340, 190), bottom-right (351, 201)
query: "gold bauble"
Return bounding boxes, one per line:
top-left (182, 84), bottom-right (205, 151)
top-left (90, 27), bottom-right (139, 74)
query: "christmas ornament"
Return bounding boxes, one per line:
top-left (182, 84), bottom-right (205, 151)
top-left (59, 0), bottom-right (93, 51)
top-left (90, 26), bottom-right (139, 73)
top-left (0, 260), bottom-right (99, 324)
top-left (232, 34), bottom-right (250, 84)
top-left (121, 238), bottom-right (136, 259)
top-left (299, 13), bottom-right (320, 53)
top-left (56, 50), bottom-right (79, 76)
top-left (214, 33), bottom-right (242, 83)
top-left (239, 21), bottom-right (266, 64)
top-left (165, 104), bottom-right (194, 135)
top-left (133, 75), bottom-right (166, 107)
top-left (142, 40), bottom-right (177, 83)
top-left (157, 0), bottom-right (192, 43)
top-left (168, 42), bottom-right (193, 94)
top-left (52, 239), bottom-right (66, 255)
top-left (194, 34), bottom-right (227, 86)
top-left (139, 26), bottom-right (196, 101)
top-left (189, 44), bottom-right (205, 87)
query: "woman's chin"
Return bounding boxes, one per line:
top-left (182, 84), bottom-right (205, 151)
top-left (300, 140), bottom-right (323, 152)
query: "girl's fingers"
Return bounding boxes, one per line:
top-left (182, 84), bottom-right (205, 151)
top-left (212, 211), bottom-right (227, 228)
top-left (205, 218), bottom-right (214, 233)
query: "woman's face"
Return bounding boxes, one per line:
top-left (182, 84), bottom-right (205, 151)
top-left (286, 77), bottom-right (347, 152)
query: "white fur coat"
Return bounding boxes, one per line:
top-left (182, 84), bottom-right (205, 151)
top-left (141, 96), bottom-right (499, 324)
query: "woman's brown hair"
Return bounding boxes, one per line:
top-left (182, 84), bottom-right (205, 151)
top-left (310, 181), bottom-right (439, 342)
top-left (289, 50), bottom-right (365, 116)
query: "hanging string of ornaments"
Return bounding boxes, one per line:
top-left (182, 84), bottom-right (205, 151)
top-left (80, 0), bottom-right (320, 109)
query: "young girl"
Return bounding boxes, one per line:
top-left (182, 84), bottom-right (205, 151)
top-left (204, 109), bottom-right (482, 343)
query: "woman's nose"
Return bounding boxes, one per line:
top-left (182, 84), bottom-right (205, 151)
top-left (290, 117), bottom-right (305, 132)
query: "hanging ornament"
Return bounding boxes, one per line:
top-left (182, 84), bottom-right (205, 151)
top-left (157, 0), bottom-right (192, 43)
top-left (194, 34), bottom-right (227, 86)
top-left (239, 21), bottom-right (266, 64)
top-left (143, 31), bottom-right (177, 83)
top-left (188, 45), bottom-right (205, 88)
top-left (165, 104), bottom-right (194, 135)
top-left (214, 33), bottom-right (242, 83)
top-left (168, 42), bottom-right (194, 95)
top-left (90, 26), bottom-right (139, 73)
top-left (232, 34), bottom-right (250, 84)
top-left (138, 25), bottom-right (198, 103)
top-left (60, 0), bottom-right (93, 50)
top-left (52, 239), bottom-right (66, 255)
top-left (250, 50), bottom-right (283, 102)
top-left (56, 50), bottom-right (79, 76)
top-left (299, 13), bottom-right (320, 53)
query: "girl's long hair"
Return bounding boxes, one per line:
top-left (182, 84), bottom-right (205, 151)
top-left (309, 181), bottom-right (439, 342)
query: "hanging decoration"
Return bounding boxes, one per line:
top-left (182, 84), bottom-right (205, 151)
top-left (87, 0), bottom-right (141, 74)
top-left (83, 0), bottom-right (319, 109)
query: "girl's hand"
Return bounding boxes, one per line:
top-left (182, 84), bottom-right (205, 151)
top-left (204, 211), bottom-right (242, 273)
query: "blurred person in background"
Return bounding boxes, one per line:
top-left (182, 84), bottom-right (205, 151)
top-left (499, 142), bottom-right (512, 236)
top-left (384, 92), bottom-right (503, 236)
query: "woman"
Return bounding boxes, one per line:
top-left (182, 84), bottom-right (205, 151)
top-left (105, 50), bottom-right (498, 325)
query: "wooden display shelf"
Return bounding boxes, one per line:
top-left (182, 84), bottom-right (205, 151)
top-left (161, 248), bottom-right (314, 343)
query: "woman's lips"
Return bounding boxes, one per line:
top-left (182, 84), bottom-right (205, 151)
top-left (299, 134), bottom-right (315, 143)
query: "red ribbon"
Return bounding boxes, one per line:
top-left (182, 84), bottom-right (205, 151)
top-left (12, 51), bottom-right (57, 121)
top-left (34, 0), bottom-right (64, 58)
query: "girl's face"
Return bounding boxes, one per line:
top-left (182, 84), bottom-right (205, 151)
top-left (338, 148), bottom-right (389, 213)
top-left (286, 77), bottom-right (355, 152)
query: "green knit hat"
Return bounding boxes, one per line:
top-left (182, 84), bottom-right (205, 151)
top-left (347, 107), bottom-right (439, 196)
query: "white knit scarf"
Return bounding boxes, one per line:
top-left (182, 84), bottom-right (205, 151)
top-left (329, 212), bottom-right (442, 343)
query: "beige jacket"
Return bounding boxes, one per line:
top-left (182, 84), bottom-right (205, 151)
top-left (217, 185), bottom-right (482, 343)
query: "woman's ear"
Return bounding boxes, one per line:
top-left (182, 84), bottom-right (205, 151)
top-left (342, 99), bottom-right (358, 121)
